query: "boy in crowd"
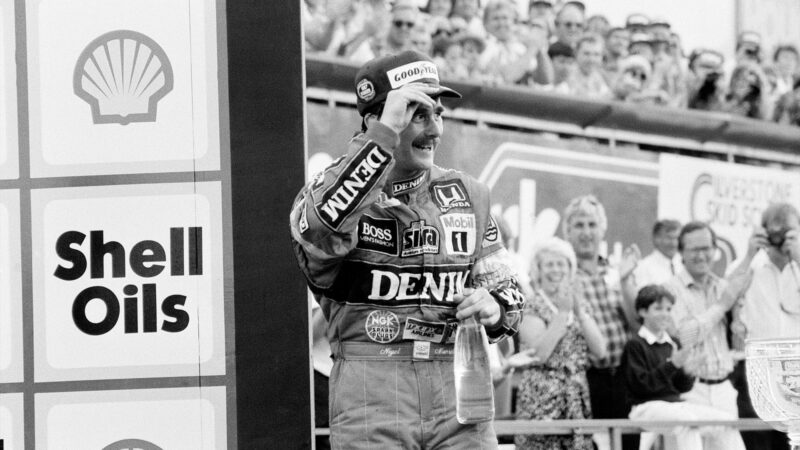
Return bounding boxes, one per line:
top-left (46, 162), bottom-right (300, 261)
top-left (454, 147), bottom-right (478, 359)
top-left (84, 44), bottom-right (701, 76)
top-left (622, 285), bottom-right (745, 450)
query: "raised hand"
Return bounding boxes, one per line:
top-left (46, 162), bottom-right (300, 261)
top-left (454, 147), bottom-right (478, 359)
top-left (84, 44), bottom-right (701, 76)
top-left (379, 83), bottom-right (438, 134)
top-left (619, 243), bottom-right (641, 280)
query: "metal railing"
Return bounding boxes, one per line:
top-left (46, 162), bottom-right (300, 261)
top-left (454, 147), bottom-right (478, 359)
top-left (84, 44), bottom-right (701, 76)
top-left (315, 418), bottom-right (774, 450)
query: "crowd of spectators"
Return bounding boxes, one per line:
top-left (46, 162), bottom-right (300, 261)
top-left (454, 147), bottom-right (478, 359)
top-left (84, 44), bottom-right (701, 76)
top-left (483, 199), bottom-right (800, 450)
top-left (303, 0), bottom-right (800, 126)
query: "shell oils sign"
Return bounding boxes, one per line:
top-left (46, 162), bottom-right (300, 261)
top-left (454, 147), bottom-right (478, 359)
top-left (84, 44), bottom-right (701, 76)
top-left (31, 183), bottom-right (225, 382)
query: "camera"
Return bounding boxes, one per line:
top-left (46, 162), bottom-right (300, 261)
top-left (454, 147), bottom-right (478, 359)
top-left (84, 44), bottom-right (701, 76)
top-left (766, 228), bottom-right (788, 248)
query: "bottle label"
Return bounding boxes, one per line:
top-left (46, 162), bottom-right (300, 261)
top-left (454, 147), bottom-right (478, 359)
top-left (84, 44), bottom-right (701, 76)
top-left (413, 341), bottom-right (431, 360)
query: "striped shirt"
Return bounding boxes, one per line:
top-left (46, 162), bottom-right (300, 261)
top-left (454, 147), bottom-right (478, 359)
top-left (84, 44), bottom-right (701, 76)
top-left (664, 270), bottom-right (734, 380)
top-left (576, 258), bottom-right (631, 369)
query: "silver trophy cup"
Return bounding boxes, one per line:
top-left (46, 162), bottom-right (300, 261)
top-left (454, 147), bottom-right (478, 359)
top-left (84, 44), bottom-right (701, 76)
top-left (746, 337), bottom-right (800, 449)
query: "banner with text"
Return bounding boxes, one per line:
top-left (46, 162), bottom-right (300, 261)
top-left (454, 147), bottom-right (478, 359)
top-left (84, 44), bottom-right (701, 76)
top-left (658, 153), bottom-right (800, 271)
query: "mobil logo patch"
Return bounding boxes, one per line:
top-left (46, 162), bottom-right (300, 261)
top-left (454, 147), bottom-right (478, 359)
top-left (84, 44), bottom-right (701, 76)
top-left (401, 220), bottom-right (439, 257)
top-left (430, 179), bottom-right (471, 212)
top-left (439, 213), bottom-right (476, 256)
top-left (356, 215), bottom-right (398, 255)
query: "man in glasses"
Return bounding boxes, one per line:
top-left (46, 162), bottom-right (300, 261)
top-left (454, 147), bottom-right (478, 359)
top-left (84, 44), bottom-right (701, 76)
top-left (731, 202), bottom-right (800, 449)
top-left (290, 50), bottom-right (525, 448)
top-left (386, 2), bottom-right (421, 55)
top-left (553, 1), bottom-right (585, 49)
top-left (663, 221), bottom-right (749, 450)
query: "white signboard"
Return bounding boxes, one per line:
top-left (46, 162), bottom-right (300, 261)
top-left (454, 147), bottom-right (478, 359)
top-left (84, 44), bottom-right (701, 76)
top-left (0, 393), bottom-right (24, 450)
top-left (658, 154), bottom-right (800, 267)
top-left (35, 387), bottom-right (226, 449)
top-left (26, 0), bottom-right (220, 177)
top-left (32, 182), bottom-right (225, 381)
top-left (0, 190), bottom-right (23, 383)
top-left (0, 0), bottom-right (19, 179)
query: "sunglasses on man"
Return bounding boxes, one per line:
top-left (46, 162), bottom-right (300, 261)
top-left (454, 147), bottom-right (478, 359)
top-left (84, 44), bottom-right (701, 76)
top-left (393, 20), bottom-right (416, 29)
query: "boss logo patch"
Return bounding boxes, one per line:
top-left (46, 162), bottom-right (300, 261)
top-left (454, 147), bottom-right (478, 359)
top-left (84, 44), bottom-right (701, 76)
top-left (430, 180), bottom-right (471, 212)
top-left (356, 215), bottom-right (398, 255)
top-left (401, 220), bottom-right (439, 257)
top-left (365, 310), bottom-right (400, 343)
top-left (439, 213), bottom-right (476, 256)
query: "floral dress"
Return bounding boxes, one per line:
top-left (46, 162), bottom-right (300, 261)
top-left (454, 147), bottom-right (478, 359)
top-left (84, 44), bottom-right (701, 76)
top-left (514, 290), bottom-right (594, 450)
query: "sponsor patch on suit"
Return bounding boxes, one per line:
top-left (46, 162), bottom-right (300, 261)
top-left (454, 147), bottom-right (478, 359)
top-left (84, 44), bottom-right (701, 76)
top-left (356, 215), bottom-right (398, 255)
top-left (401, 220), bottom-right (439, 257)
top-left (439, 213), bottom-right (476, 256)
top-left (482, 215), bottom-right (500, 248)
top-left (430, 179), bottom-right (471, 212)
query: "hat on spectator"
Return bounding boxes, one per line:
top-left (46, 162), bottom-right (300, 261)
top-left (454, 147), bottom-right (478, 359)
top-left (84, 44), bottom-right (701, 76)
top-left (354, 50), bottom-right (462, 116)
top-left (455, 31), bottom-right (487, 53)
top-left (619, 54), bottom-right (652, 79)
top-left (628, 32), bottom-right (654, 49)
top-left (625, 13), bottom-right (650, 29)
top-left (529, 0), bottom-right (553, 6)
top-left (548, 41), bottom-right (574, 59)
top-left (688, 48), bottom-right (725, 70)
top-left (648, 17), bottom-right (670, 28)
top-left (559, 0), bottom-right (585, 12)
top-left (738, 30), bottom-right (762, 48)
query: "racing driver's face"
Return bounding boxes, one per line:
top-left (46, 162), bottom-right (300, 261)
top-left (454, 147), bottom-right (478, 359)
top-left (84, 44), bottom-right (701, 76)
top-left (394, 98), bottom-right (444, 173)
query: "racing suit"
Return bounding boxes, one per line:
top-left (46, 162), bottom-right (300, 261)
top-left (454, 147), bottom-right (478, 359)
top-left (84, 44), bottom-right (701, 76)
top-left (290, 122), bottom-right (525, 448)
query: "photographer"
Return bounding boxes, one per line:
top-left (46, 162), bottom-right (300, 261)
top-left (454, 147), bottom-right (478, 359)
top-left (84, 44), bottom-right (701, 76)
top-left (728, 202), bottom-right (800, 450)
top-left (686, 48), bottom-right (726, 112)
top-left (723, 62), bottom-right (769, 119)
top-left (733, 202), bottom-right (800, 342)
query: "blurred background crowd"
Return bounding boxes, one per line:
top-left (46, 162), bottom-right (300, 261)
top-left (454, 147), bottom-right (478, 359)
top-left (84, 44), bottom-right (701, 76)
top-left (303, 0), bottom-right (800, 126)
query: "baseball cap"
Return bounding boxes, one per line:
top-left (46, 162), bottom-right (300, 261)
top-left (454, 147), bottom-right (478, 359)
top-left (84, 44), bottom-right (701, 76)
top-left (738, 30), bottom-right (762, 47)
top-left (354, 50), bottom-right (461, 116)
top-left (625, 13), bottom-right (650, 29)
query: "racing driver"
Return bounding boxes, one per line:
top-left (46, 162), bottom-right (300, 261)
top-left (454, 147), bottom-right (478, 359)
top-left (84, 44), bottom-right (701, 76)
top-left (290, 50), bottom-right (525, 448)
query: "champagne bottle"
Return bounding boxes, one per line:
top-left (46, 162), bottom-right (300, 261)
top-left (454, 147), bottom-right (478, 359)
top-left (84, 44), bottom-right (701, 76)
top-left (454, 315), bottom-right (494, 424)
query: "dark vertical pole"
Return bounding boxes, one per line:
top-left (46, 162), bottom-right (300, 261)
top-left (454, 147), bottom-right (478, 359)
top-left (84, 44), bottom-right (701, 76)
top-left (226, 2), bottom-right (310, 448)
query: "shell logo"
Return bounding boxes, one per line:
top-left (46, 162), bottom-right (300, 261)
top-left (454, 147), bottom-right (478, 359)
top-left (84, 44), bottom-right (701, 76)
top-left (102, 438), bottom-right (163, 450)
top-left (73, 30), bottom-right (174, 125)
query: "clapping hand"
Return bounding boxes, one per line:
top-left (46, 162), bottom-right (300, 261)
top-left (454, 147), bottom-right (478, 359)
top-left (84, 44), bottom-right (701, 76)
top-left (505, 348), bottom-right (542, 370)
top-left (722, 269), bottom-right (753, 310)
top-left (619, 244), bottom-right (641, 280)
top-left (551, 279), bottom-right (574, 313)
top-left (670, 346), bottom-right (691, 368)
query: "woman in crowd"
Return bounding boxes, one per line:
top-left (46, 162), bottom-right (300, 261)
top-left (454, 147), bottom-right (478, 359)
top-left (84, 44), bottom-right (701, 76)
top-left (724, 62), bottom-right (769, 119)
top-left (514, 237), bottom-right (607, 450)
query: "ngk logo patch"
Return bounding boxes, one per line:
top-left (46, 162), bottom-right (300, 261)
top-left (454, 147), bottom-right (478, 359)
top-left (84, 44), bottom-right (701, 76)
top-left (365, 310), bottom-right (400, 343)
top-left (439, 213), bottom-right (476, 256)
top-left (430, 180), bottom-right (471, 212)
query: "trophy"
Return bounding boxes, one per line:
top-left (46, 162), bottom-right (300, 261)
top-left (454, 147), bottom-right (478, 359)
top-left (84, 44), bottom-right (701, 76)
top-left (745, 337), bottom-right (800, 449)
